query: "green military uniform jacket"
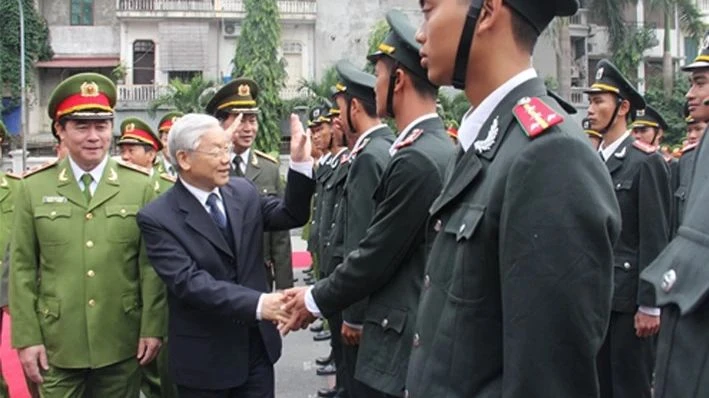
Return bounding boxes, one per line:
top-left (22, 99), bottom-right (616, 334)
top-left (240, 150), bottom-right (293, 290)
top-left (10, 157), bottom-right (167, 369)
top-left (340, 126), bottom-right (395, 325)
top-left (641, 133), bottom-right (709, 398)
top-left (603, 136), bottom-right (671, 313)
top-left (313, 117), bottom-right (453, 396)
top-left (0, 171), bottom-right (21, 308)
top-left (405, 78), bottom-right (622, 397)
top-left (151, 172), bottom-right (176, 196)
top-left (316, 148), bottom-right (349, 277)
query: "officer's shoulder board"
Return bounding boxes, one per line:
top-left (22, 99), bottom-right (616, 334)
top-left (632, 140), bottom-right (657, 154)
top-left (5, 171), bottom-right (22, 180)
top-left (254, 150), bottom-right (279, 164)
top-left (160, 173), bottom-right (177, 183)
top-left (22, 159), bottom-right (59, 178)
top-left (682, 143), bottom-right (698, 155)
top-left (394, 128), bottom-right (424, 150)
top-left (512, 97), bottom-right (564, 139)
top-left (116, 159), bottom-right (151, 175)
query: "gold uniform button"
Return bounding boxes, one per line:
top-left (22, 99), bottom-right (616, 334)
top-left (43, 308), bottom-right (49, 315)
top-left (120, 208), bottom-right (127, 215)
top-left (88, 299), bottom-right (96, 307)
top-left (85, 213), bottom-right (93, 220)
top-left (87, 270), bottom-right (95, 277)
top-left (50, 211), bottom-right (57, 217)
top-left (86, 240), bottom-right (94, 248)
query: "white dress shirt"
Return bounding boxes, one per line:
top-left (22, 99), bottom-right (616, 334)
top-left (599, 131), bottom-right (630, 162)
top-left (68, 155), bottom-right (108, 196)
top-left (389, 113), bottom-right (439, 156)
top-left (458, 68), bottom-right (538, 152)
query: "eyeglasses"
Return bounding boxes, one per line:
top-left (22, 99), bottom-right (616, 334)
top-left (189, 145), bottom-right (233, 158)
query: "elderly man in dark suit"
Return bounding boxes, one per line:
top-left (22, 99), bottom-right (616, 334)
top-left (136, 113), bottom-right (314, 398)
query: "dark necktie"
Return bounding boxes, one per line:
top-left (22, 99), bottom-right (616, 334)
top-left (233, 156), bottom-right (244, 177)
top-left (81, 173), bottom-right (93, 204)
top-left (206, 193), bottom-right (227, 230)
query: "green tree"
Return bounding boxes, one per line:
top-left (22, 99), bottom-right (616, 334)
top-left (648, 0), bottom-right (705, 98)
top-left (437, 91), bottom-right (470, 129)
top-left (644, 74), bottom-right (691, 146)
top-left (365, 20), bottom-right (390, 73)
top-left (148, 75), bottom-right (218, 116)
top-left (232, 0), bottom-right (287, 153)
top-left (0, 0), bottom-right (52, 109)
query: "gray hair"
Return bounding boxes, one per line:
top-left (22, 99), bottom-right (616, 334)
top-left (168, 113), bottom-right (221, 170)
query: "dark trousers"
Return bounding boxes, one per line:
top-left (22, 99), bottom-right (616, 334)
top-left (327, 312), bottom-right (346, 396)
top-left (597, 311), bottom-right (655, 398)
top-left (177, 331), bottom-right (274, 398)
top-left (653, 304), bottom-right (709, 398)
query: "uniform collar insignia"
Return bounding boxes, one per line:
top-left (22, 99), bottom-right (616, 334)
top-left (154, 180), bottom-right (160, 191)
top-left (58, 168), bottom-right (69, 182)
top-left (474, 116), bottom-right (499, 153)
top-left (614, 147), bottom-right (627, 159)
top-left (108, 168), bottom-right (118, 182)
top-left (0, 177), bottom-right (6, 188)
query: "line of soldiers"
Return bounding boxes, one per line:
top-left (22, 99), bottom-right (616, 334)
top-left (0, 68), bottom-right (295, 396)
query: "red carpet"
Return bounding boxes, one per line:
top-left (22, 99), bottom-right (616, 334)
top-left (1, 315), bottom-right (31, 398)
top-left (0, 256), bottom-right (312, 398)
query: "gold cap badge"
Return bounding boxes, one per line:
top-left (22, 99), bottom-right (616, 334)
top-left (125, 123), bottom-right (135, 133)
top-left (80, 82), bottom-right (100, 97)
top-left (238, 84), bottom-right (251, 97)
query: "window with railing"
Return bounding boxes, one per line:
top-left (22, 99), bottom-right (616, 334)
top-left (71, 0), bottom-right (94, 26)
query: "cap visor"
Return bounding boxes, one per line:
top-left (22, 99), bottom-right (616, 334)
top-left (681, 61), bottom-right (709, 71)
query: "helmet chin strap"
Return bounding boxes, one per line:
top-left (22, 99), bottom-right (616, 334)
top-left (345, 96), bottom-right (357, 135)
top-left (599, 96), bottom-right (624, 136)
top-left (385, 61), bottom-right (400, 118)
top-left (452, 0), bottom-right (484, 89)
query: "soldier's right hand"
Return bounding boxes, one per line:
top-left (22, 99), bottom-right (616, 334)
top-left (19, 344), bottom-right (49, 384)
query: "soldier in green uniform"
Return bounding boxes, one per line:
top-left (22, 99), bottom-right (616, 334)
top-left (155, 112), bottom-right (183, 177)
top-left (118, 117), bottom-right (176, 195)
top-left (9, 73), bottom-right (167, 397)
top-left (586, 60), bottom-right (671, 398)
top-left (117, 117), bottom-right (177, 398)
top-left (0, 120), bottom-right (20, 398)
top-left (389, 1), bottom-right (622, 396)
top-left (283, 11), bottom-right (454, 398)
top-left (641, 44), bottom-right (709, 397)
top-left (206, 77), bottom-right (294, 291)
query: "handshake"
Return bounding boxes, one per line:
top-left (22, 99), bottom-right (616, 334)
top-left (261, 287), bottom-right (317, 336)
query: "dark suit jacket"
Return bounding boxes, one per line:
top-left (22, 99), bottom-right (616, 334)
top-left (671, 148), bottom-right (696, 237)
top-left (405, 78), bottom-right (622, 397)
top-left (641, 133), bottom-right (709, 398)
top-left (136, 170), bottom-right (314, 390)
top-left (313, 117), bottom-right (453, 396)
top-left (604, 136), bottom-right (671, 313)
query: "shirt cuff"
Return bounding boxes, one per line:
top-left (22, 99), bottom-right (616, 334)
top-left (290, 160), bottom-right (314, 179)
top-left (304, 286), bottom-right (322, 317)
top-left (638, 306), bottom-right (661, 317)
top-left (343, 321), bottom-right (363, 330)
top-left (256, 293), bottom-right (264, 321)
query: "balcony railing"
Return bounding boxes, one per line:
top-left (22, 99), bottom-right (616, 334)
top-left (117, 84), bottom-right (170, 107)
top-left (570, 87), bottom-right (587, 107)
top-left (116, 0), bottom-right (317, 16)
top-left (569, 8), bottom-right (588, 26)
top-left (698, 0), bottom-right (709, 13)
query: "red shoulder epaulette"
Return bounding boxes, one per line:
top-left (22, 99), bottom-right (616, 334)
top-left (681, 143), bottom-right (698, 154)
top-left (394, 129), bottom-right (424, 150)
top-left (513, 97), bottom-right (564, 138)
top-left (632, 140), bottom-right (657, 154)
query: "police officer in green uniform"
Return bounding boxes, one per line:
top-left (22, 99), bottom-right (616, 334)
top-left (398, 1), bottom-right (622, 396)
top-left (283, 11), bottom-right (454, 398)
top-left (586, 60), bottom-right (671, 398)
top-left (155, 112), bottom-right (183, 177)
top-left (640, 42), bottom-right (709, 398)
top-left (206, 77), bottom-right (294, 291)
top-left (118, 117), bottom-right (176, 195)
top-left (9, 73), bottom-right (167, 397)
top-left (117, 117), bottom-right (177, 398)
top-left (0, 120), bottom-right (20, 398)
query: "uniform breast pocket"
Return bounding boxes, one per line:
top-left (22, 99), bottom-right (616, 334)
top-left (444, 204), bottom-right (486, 242)
top-left (443, 204), bottom-right (488, 303)
top-left (105, 205), bottom-right (140, 243)
top-left (33, 206), bottom-right (72, 245)
top-left (613, 179), bottom-right (633, 192)
top-left (259, 185), bottom-right (277, 197)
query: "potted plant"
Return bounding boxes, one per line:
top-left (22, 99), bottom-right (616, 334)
top-left (111, 62), bottom-right (128, 84)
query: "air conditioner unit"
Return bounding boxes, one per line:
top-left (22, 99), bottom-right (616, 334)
top-left (223, 22), bottom-right (241, 38)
